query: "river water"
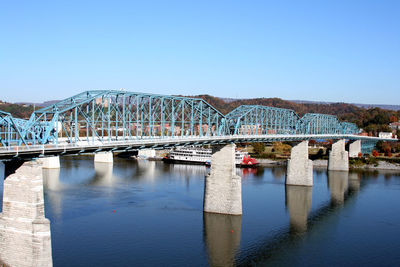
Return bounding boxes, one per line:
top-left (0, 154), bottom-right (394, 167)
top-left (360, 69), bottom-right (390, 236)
top-left (1, 155), bottom-right (400, 266)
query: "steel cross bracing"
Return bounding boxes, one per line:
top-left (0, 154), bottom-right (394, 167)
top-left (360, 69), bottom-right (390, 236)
top-left (0, 90), bottom-right (393, 156)
top-left (225, 105), bottom-right (360, 136)
top-left (0, 90), bottom-right (226, 147)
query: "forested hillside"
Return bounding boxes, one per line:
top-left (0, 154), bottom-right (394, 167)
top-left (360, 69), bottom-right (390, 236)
top-left (0, 101), bottom-right (34, 119)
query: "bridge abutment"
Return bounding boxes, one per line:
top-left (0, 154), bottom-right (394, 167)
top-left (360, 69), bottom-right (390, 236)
top-left (203, 144), bottom-right (242, 215)
top-left (94, 151), bottom-right (114, 163)
top-left (41, 156), bottom-right (60, 169)
top-left (328, 139), bottom-right (349, 171)
top-left (0, 160), bottom-right (52, 267)
top-left (286, 141), bottom-right (313, 186)
top-left (349, 140), bottom-right (362, 158)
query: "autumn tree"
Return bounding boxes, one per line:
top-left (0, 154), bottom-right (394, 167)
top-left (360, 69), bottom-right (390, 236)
top-left (252, 142), bottom-right (265, 155)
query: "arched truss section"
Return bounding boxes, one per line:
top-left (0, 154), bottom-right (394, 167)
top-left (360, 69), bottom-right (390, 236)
top-left (226, 106), bottom-right (359, 136)
top-left (296, 113), bottom-right (342, 134)
top-left (14, 90), bottom-right (227, 145)
top-left (0, 91), bottom-right (360, 147)
top-left (341, 122), bottom-right (359, 134)
top-left (226, 105), bottom-right (300, 135)
top-left (0, 111), bottom-right (30, 146)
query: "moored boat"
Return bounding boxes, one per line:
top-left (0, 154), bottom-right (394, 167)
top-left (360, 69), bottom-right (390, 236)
top-left (162, 147), bottom-right (259, 167)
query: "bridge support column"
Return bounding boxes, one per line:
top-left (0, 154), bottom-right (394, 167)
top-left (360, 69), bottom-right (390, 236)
top-left (94, 152), bottom-right (113, 163)
top-left (349, 140), bottom-right (361, 158)
top-left (0, 160), bottom-right (52, 267)
top-left (203, 144), bottom-right (242, 215)
top-left (41, 156), bottom-right (60, 169)
top-left (286, 141), bottom-right (313, 186)
top-left (328, 139), bottom-right (349, 171)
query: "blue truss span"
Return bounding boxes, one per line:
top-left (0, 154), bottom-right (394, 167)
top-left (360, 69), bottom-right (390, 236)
top-left (0, 89), bottom-right (363, 148)
top-left (225, 105), bottom-right (359, 136)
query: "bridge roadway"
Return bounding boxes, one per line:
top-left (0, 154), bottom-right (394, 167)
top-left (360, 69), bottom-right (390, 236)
top-left (0, 134), bottom-right (390, 160)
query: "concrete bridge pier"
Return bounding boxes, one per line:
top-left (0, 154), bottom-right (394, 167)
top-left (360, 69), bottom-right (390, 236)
top-left (203, 144), bottom-right (242, 215)
top-left (285, 185), bottom-right (312, 233)
top-left (349, 140), bottom-right (362, 158)
top-left (94, 151), bottom-right (114, 163)
top-left (203, 213), bottom-right (242, 266)
top-left (286, 141), bottom-right (313, 186)
top-left (0, 160), bottom-right (53, 267)
top-left (328, 171), bottom-right (349, 205)
top-left (41, 156), bottom-right (60, 169)
top-left (328, 139), bottom-right (349, 171)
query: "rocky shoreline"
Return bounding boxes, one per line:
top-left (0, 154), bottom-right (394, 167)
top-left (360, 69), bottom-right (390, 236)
top-left (256, 158), bottom-right (400, 171)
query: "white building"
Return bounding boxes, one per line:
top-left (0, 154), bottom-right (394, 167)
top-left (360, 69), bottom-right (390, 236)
top-left (378, 132), bottom-right (393, 139)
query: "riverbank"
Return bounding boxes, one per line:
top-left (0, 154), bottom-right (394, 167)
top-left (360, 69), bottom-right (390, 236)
top-left (256, 158), bottom-right (400, 171)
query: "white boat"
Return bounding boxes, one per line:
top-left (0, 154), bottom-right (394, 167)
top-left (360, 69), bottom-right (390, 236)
top-left (162, 147), bottom-right (258, 167)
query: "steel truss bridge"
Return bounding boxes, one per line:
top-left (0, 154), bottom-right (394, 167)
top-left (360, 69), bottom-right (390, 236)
top-left (0, 90), bottom-right (393, 159)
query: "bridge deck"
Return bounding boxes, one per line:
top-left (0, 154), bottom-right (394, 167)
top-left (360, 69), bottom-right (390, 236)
top-left (0, 134), bottom-right (392, 160)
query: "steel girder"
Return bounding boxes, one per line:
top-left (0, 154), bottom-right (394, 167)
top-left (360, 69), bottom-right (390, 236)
top-left (225, 105), bottom-right (300, 135)
top-left (226, 105), bottom-right (359, 136)
top-left (3, 90), bottom-right (226, 146)
top-left (0, 111), bottom-right (29, 146)
top-left (0, 91), bottom-right (361, 148)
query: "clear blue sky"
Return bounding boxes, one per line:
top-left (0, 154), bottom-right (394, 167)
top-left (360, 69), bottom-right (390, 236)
top-left (1, 0), bottom-right (399, 104)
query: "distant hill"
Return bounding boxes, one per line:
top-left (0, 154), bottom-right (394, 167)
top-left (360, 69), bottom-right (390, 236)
top-left (15, 100), bottom-right (60, 108)
top-left (290, 100), bottom-right (400, 111)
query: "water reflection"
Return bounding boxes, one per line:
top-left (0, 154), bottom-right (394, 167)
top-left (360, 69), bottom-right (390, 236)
top-left (135, 160), bottom-right (156, 181)
top-left (328, 171), bottom-right (349, 205)
top-left (43, 168), bottom-right (63, 217)
top-left (92, 162), bottom-right (114, 186)
top-left (348, 172), bottom-right (361, 192)
top-left (2, 156), bottom-right (397, 267)
top-left (271, 167), bottom-right (285, 180)
top-left (285, 185), bottom-right (312, 233)
top-left (203, 213), bottom-right (242, 267)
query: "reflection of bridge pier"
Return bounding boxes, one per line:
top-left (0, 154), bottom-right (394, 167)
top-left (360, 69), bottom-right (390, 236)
top-left (203, 212), bottom-right (242, 267)
top-left (348, 172), bottom-right (361, 192)
top-left (43, 168), bottom-right (63, 217)
top-left (328, 171), bottom-right (349, 205)
top-left (0, 160), bottom-right (53, 267)
top-left (239, 172), bottom-right (365, 266)
top-left (93, 162), bottom-right (114, 186)
top-left (285, 185), bottom-right (312, 233)
top-left (136, 159), bottom-right (156, 180)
